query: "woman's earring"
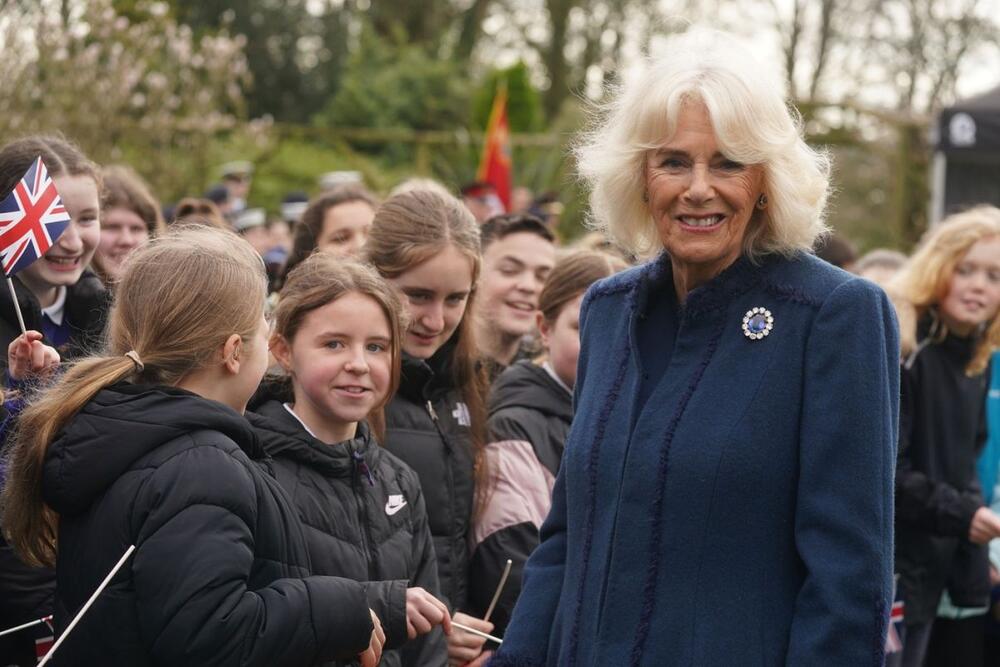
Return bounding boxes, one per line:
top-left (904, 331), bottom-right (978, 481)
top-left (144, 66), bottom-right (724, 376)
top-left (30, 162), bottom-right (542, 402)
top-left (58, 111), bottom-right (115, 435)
top-left (756, 194), bottom-right (768, 210)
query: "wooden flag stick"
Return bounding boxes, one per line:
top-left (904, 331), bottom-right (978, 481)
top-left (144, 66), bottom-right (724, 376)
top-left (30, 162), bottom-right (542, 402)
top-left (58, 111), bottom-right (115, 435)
top-left (483, 559), bottom-right (513, 623)
top-left (0, 615), bottom-right (52, 638)
top-left (37, 545), bottom-right (136, 667)
top-left (452, 621), bottom-right (503, 645)
top-left (6, 278), bottom-right (26, 336)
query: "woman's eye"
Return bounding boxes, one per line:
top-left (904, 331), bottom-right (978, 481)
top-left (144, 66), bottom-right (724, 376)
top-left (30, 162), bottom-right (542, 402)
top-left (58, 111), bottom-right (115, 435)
top-left (955, 264), bottom-right (973, 276)
top-left (366, 343), bottom-right (385, 353)
top-left (446, 295), bottom-right (466, 305)
top-left (325, 340), bottom-right (343, 349)
top-left (717, 160), bottom-right (744, 171)
top-left (408, 294), bottom-right (429, 304)
top-left (660, 158), bottom-right (686, 169)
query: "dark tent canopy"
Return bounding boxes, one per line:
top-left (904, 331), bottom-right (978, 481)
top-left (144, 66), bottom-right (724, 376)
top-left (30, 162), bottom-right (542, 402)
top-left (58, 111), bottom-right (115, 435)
top-left (932, 84), bottom-right (1000, 221)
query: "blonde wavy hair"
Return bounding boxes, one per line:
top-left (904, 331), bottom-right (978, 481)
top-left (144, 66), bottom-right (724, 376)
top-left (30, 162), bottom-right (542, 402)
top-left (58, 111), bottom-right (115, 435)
top-left (575, 28), bottom-right (830, 260)
top-left (889, 205), bottom-right (1000, 376)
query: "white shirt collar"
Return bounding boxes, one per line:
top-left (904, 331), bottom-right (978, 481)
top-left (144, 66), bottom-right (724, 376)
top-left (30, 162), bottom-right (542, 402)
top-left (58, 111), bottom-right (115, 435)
top-left (283, 403), bottom-right (320, 440)
top-left (542, 361), bottom-right (573, 396)
top-left (40, 286), bottom-right (67, 326)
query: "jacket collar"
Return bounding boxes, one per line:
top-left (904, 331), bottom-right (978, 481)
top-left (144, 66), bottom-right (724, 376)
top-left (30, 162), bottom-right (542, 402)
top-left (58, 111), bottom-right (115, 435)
top-left (249, 400), bottom-right (373, 477)
top-left (634, 252), bottom-right (774, 318)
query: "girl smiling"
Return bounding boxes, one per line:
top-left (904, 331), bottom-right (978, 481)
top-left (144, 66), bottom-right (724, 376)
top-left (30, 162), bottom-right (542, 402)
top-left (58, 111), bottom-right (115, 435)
top-left (248, 255), bottom-right (450, 667)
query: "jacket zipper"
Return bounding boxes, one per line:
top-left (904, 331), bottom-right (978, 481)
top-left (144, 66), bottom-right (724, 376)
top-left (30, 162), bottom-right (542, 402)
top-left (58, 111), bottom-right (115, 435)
top-left (351, 447), bottom-right (376, 580)
top-left (426, 398), bottom-right (461, 606)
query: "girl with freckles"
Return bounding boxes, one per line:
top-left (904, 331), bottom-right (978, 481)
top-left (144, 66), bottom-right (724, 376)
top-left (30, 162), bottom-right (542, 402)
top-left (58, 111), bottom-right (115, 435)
top-left (247, 254), bottom-right (452, 667)
top-left (492, 28), bottom-right (899, 667)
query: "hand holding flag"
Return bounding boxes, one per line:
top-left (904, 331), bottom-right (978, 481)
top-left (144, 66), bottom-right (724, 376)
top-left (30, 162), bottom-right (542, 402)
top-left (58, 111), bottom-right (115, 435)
top-left (0, 156), bottom-right (72, 335)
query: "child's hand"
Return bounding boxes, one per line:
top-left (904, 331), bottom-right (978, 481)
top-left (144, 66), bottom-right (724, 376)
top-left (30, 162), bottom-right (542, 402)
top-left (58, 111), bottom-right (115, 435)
top-left (7, 331), bottom-right (59, 381)
top-left (448, 612), bottom-right (493, 666)
top-left (359, 609), bottom-right (385, 667)
top-left (405, 587), bottom-right (451, 639)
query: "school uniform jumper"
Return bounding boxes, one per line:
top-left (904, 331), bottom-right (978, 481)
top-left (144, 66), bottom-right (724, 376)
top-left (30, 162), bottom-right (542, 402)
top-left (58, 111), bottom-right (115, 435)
top-left (491, 252), bottom-right (900, 667)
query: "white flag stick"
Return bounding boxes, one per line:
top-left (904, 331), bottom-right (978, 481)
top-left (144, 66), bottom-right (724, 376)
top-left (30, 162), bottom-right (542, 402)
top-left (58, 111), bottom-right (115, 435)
top-left (452, 621), bottom-right (503, 645)
top-left (0, 614), bottom-right (52, 638)
top-left (483, 559), bottom-right (513, 623)
top-left (6, 278), bottom-right (26, 336)
top-left (38, 545), bottom-right (136, 667)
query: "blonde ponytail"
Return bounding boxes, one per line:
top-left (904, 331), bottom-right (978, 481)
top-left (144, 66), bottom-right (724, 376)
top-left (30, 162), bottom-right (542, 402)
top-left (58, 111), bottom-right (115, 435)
top-left (1, 225), bottom-right (266, 567)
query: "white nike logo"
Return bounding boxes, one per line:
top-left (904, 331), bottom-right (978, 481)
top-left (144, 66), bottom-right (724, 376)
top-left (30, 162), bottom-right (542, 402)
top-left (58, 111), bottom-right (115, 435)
top-left (385, 495), bottom-right (407, 516)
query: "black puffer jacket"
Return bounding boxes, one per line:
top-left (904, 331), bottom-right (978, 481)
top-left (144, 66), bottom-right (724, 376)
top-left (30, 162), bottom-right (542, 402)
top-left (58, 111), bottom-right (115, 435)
top-left (248, 400), bottom-right (447, 667)
top-left (39, 384), bottom-right (374, 666)
top-left (895, 315), bottom-right (992, 624)
top-left (383, 347), bottom-right (476, 612)
top-left (0, 272), bottom-right (110, 666)
top-left (469, 361), bottom-right (572, 635)
top-left (0, 271), bottom-right (110, 366)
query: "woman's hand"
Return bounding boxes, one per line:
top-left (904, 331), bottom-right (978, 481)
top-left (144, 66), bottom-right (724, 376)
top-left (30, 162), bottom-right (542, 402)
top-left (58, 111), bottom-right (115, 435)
top-left (7, 331), bottom-right (59, 381)
top-left (359, 609), bottom-right (385, 667)
top-left (447, 612), bottom-right (494, 666)
top-left (968, 507), bottom-right (1000, 544)
top-left (405, 587), bottom-right (452, 639)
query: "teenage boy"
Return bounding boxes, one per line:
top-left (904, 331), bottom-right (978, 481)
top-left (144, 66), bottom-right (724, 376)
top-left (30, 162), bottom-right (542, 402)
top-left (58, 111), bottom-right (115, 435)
top-left (476, 214), bottom-right (556, 377)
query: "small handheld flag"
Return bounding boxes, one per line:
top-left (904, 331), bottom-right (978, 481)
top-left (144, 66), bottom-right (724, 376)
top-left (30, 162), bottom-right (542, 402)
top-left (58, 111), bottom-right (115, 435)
top-left (0, 157), bottom-right (71, 277)
top-left (0, 156), bottom-right (71, 335)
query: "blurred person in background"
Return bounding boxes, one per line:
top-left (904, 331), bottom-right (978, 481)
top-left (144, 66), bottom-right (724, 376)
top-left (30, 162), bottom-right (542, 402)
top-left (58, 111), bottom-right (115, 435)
top-left (510, 186), bottom-right (534, 213)
top-left (889, 205), bottom-right (1000, 667)
top-left (460, 182), bottom-right (504, 223)
top-left (527, 191), bottom-right (564, 232)
top-left (172, 197), bottom-right (229, 229)
top-left (813, 231), bottom-right (859, 272)
top-left (220, 160), bottom-right (253, 214)
top-left (857, 248), bottom-right (908, 288)
top-left (93, 165), bottom-right (165, 288)
top-left (281, 184), bottom-right (379, 287)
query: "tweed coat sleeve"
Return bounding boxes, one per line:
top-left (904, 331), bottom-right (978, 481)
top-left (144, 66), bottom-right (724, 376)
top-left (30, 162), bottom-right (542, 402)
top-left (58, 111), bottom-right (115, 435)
top-left (784, 278), bottom-right (900, 665)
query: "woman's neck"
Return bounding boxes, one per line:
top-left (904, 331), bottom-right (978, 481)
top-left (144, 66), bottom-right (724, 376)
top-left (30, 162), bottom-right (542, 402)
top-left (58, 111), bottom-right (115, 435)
top-left (290, 395), bottom-right (357, 445)
top-left (670, 253), bottom-right (740, 303)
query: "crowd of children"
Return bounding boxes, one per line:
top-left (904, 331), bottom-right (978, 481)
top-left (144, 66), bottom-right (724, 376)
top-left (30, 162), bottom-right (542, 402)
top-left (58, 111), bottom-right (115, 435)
top-left (0, 132), bottom-right (997, 667)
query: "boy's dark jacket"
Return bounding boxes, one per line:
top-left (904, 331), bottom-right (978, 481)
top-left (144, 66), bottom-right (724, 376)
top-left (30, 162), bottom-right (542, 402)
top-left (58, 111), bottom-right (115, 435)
top-left (247, 399), bottom-right (447, 667)
top-left (39, 384), bottom-right (373, 666)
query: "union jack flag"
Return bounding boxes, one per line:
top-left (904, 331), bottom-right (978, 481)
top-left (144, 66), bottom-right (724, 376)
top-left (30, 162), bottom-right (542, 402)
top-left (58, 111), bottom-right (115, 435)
top-left (0, 157), bottom-right (70, 276)
top-left (885, 577), bottom-right (905, 653)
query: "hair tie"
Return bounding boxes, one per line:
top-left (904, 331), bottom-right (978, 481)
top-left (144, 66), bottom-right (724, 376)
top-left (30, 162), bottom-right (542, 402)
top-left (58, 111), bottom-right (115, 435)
top-left (124, 350), bottom-right (144, 373)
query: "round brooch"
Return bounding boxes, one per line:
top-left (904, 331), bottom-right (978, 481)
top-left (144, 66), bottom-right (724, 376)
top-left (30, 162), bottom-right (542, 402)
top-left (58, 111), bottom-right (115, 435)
top-left (742, 307), bottom-right (774, 340)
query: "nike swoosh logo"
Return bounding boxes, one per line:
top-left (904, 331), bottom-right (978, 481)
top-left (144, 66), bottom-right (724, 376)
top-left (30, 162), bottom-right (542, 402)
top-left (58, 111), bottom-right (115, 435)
top-left (385, 500), bottom-right (408, 516)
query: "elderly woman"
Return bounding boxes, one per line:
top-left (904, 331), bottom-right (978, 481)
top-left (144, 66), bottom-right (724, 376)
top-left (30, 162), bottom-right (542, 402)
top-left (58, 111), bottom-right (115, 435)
top-left (489, 29), bottom-right (899, 666)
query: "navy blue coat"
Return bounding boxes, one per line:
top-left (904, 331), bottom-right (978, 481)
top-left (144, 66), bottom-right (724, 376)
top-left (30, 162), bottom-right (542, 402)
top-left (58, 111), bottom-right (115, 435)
top-left (491, 252), bottom-right (900, 667)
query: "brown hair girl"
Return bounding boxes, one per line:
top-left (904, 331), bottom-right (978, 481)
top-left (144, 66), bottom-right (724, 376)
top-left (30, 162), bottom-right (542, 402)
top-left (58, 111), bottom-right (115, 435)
top-left (270, 254), bottom-right (404, 440)
top-left (93, 165), bottom-right (166, 285)
top-left (282, 184), bottom-right (379, 284)
top-left (538, 250), bottom-right (629, 326)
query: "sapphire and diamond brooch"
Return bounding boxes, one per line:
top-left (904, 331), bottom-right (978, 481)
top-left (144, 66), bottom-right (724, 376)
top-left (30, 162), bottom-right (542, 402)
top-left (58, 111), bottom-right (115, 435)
top-left (742, 307), bottom-right (774, 340)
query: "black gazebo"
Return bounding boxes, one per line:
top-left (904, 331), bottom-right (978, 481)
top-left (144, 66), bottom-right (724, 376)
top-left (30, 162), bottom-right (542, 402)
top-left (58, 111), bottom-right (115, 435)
top-left (931, 84), bottom-right (1000, 222)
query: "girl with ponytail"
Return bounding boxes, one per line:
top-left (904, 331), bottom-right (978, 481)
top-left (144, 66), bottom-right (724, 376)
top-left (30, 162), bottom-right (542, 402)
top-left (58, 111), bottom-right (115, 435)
top-left (0, 225), bottom-right (384, 666)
